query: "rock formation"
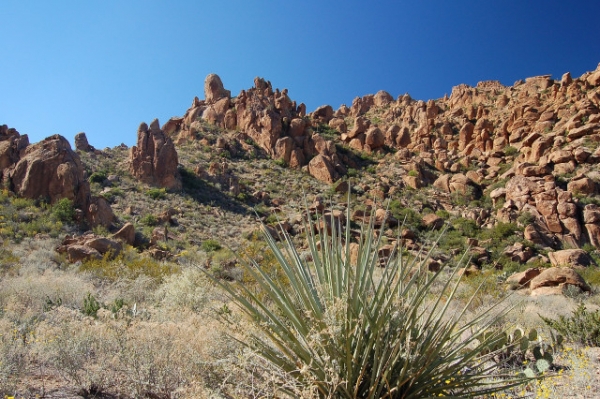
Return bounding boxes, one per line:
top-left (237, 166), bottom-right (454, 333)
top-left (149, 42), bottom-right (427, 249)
top-left (152, 63), bottom-right (600, 247)
top-left (167, 74), bottom-right (345, 183)
top-left (129, 119), bottom-right (182, 190)
top-left (56, 233), bottom-right (123, 262)
top-left (0, 125), bottom-right (29, 176)
top-left (5, 134), bottom-right (114, 228)
top-left (74, 132), bottom-right (95, 152)
top-left (10, 134), bottom-right (91, 206)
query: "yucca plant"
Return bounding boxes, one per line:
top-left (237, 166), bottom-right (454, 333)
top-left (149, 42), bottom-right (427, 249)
top-left (211, 205), bottom-right (530, 398)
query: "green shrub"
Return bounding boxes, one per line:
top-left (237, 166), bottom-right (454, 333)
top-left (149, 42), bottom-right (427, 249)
top-left (504, 146), bottom-right (518, 156)
top-left (542, 303), bottom-right (600, 347)
top-left (82, 292), bottom-right (101, 318)
top-left (201, 239), bottom-right (222, 252)
top-left (80, 251), bottom-right (178, 281)
top-left (209, 207), bottom-right (530, 397)
top-left (88, 170), bottom-right (108, 184)
top-left (274, 158), bottom-right (287, 168)
top-left (483, 222), bottom-right (520, 241)
top-left (52, 198), bottom-right (76, 223)
top-left (517, 212), bottom-right (535, 226)
top-left (141, 214), bottom-right (158, 226)
top-left (452, 217), bottom-right (480, 237)
top-left (389, 200), bottom-right (422, 230)
top-left (146, 187), bottom-right (167, 200)
top-left (436, 209), bottom-right (450, 219)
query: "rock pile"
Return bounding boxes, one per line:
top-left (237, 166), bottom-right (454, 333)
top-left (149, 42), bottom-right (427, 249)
top-left (57, 233), bottom-right (122, 263)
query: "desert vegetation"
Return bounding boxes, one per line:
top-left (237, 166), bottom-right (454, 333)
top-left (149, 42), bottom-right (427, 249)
top-left (2, 65), bottom-right (600, 397)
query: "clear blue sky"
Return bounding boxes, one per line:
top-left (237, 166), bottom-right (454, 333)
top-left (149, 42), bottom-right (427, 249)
top-left (1, 1), bottom-right (599, 149)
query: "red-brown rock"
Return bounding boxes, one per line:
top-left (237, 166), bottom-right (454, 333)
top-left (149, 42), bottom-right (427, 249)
top-left (129, 119), bottom-right (182, 191)
top-left (308, 154), bottom-right (337, 183)
top-left (529, 267), bottom-right (590, 295)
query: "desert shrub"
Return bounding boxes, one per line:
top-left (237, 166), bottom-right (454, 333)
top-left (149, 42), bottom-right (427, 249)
top-left (517, 211), bottom-right (535, 226)
top-left (155, 268), bottom-right (211, 311)
top-left (88, 170), bottom-right (108, 184)
top-left (542, 303), bottom-right (600, 347)
top-left (201, 239), bottom-right (222, 252)
top-left (389, 200), bottom-right (422, 230)
top-left (83, 292), bottom-right (101, 318)
top-left (146, 187), bottom-right (167, 200)
top-left (80, 251), bottom-right (179, 282)
top-left (504, 146), bottom-right (519, 156)
top-left (452, 217), bottom-right (480, 237)
top-left (0, 319), bottom-right (28, 395)
top-left (210, 208), bottom-right (530, 397)
top-left (436, 209), bottom-right (450, 219)
top-left (34, 318), bottom-right (118, 396)
top-left (140, 214), bottom-right (158, 226)
top-left (487, 222), bottom-right (520, 240)
top-left (52, 198), bottom-right (76, 223)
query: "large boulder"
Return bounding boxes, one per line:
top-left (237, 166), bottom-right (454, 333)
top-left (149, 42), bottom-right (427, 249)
top-left (548, 249), bottom-right (593, 268)
top-left (529, 267), bottom-right (590, 296)
top-left (204, 73), bottom-right (230, 104)
top-left (74, 132), bottom-right (94, 152)
top-left (308, 154), bottom-right (337, 183)
top-left (9, 134), bottom-right (90, 206)
top-left (129, 119), bottom-right (182, 191)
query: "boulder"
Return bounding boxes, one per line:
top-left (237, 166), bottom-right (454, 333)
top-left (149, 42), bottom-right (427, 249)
top-left (86, 237), bottom-right (122, 256)
top-left (204, 73), bottom-right (230, 103)
top-left (129, 120), bottom-right (182, 190)
top-left (0, 126), bottom-right (28, 173)
top-left (364, 127), bottom-right (385, 149)
top-left (56, 233), bottom-right (122, 263)
top-left (548, 249), bottom-right (593, 268)
top-left (312, 105), bottom-right (334, 124)
top-left (373, 90), bottom-right (393, 107)
top-left (422, 214), bottom-right (444, 230)
top-left (74, 132), bottom-right (94, 152)
top-left (112, 222), bottom-right (136, 246)
top-left (65, 245), bottom-right (102, 263)
top-left (587, 69), bottom-right (600, 86)
top-left (9, 135), bottom-right (89, 206)
top-left (87, 196), bottom-right (116, 228)
top-left (567, 177), bottom-right (596, 195)
top-left (308, 155), bottom-right (337, 183)
top-left (506, 268), bottom-right (541, 288)
top-left (529, 267), bottom-right (590, 295)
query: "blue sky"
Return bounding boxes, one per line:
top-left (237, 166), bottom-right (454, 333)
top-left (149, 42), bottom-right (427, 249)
top-left (1, 1), bottom-right (599, 149)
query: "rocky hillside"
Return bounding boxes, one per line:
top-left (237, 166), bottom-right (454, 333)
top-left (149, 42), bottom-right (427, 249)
top-left (159, 64), bottom-right (600, 254)
top-left (3, 64), bottom-right (600, 398)
top-left (1, 63), bottom-right (600, 295)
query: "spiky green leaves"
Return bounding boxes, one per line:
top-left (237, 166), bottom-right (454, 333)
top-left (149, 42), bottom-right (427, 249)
top-left (208, 204), bottom-right (531, 398)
